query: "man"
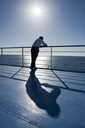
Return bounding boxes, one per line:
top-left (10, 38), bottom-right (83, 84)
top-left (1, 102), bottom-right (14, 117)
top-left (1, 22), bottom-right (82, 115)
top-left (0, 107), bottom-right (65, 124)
top-left (30, 36), bottom-right (47, 71)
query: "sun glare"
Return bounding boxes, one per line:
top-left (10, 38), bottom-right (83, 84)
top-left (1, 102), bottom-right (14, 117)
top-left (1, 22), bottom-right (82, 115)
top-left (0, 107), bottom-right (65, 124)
top-left (32, 7), bottom-right (42, 16)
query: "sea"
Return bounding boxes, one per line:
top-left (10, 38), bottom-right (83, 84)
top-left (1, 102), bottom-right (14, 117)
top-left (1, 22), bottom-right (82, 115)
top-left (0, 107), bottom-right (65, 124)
top-left (0, 55), bottom-right (85, 73)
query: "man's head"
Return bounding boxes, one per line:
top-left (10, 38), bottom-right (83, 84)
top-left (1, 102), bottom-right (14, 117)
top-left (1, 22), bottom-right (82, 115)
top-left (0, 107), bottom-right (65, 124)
top-left (39, 36), bottom-right (43, 40)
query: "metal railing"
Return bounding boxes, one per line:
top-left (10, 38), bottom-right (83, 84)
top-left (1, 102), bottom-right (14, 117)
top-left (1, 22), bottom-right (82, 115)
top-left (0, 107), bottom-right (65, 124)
top-left (0, 45), bottom-right (85, 72)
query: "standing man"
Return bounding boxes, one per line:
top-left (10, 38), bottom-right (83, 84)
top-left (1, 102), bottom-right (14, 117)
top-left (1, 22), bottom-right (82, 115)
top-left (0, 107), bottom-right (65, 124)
top-left (30, 36), bottom-right (47, 71)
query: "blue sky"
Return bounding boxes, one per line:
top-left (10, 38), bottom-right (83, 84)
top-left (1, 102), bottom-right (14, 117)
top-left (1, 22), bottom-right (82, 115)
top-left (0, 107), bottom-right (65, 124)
top-left (0, 0), bottom-right (85, 47)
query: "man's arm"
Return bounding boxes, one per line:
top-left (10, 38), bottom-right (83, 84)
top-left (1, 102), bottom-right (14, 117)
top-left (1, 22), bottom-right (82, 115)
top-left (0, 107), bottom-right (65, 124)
top-left (40, 41), bottom-right (48, 47)
top-left (40, 44), bottom-right (47, 47)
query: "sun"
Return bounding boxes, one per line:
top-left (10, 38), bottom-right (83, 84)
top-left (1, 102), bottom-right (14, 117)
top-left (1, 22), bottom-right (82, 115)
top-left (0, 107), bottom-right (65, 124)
top-left (32, 7), bottom-right (42, 16)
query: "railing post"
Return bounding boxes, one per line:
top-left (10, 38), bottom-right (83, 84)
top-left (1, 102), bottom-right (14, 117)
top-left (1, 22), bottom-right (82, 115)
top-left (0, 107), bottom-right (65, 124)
top-left (22, 48), bottom-right (24, 66)
top-left (1, 48), bottom-right (3, 65)
top-left (51, 47), bottom-right (52, 69)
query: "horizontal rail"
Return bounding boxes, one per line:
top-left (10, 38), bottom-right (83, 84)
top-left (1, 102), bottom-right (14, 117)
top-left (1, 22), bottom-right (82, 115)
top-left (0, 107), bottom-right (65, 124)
top-left (0, 45), bottom-right (85, 72)
top-left (0, 45), bottom-right (85, 49)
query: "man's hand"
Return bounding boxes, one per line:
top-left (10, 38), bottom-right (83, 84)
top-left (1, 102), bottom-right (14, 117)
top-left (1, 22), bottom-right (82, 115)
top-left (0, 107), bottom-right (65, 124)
top-left (42, 44), bottom-right (48, 47)
top-left (45, 44), bottom-right (48, 47)
top-left (40, 46), bottom-right (43, 48)
top-left (40, 44), bottom-right (48, 48)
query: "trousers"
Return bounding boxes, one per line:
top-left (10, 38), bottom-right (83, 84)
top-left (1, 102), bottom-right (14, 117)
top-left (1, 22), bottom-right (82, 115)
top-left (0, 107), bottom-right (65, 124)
top-left (30, 47), bottom-right (39, 69)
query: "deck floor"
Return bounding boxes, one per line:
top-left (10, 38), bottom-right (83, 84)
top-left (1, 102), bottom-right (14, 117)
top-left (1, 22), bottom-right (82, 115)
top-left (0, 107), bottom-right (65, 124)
top-left (0, 65), bottom-right (85, 128)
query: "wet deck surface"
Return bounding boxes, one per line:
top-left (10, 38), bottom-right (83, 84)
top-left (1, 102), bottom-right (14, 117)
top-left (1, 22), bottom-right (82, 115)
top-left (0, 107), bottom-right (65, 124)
top-left (0, 65), bottom-right (85, 128)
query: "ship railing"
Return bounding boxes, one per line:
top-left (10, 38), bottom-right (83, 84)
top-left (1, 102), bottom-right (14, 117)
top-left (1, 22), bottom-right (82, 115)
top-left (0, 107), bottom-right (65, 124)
top-left (0, 45), bottom-right (85, 72)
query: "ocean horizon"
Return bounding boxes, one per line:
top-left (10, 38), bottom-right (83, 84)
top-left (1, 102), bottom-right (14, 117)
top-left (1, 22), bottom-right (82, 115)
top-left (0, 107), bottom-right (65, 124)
top-left (0, 55), bottom-right (85, 73)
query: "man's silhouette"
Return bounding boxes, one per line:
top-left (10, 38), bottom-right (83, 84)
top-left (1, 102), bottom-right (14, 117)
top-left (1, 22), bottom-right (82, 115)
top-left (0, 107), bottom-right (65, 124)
top-left (30, 36), bottom-right (47, 71)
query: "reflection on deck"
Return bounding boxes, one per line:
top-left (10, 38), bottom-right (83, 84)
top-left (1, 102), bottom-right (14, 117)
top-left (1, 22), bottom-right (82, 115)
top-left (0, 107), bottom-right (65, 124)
top-left (0, 65), bottom-right (85, 128)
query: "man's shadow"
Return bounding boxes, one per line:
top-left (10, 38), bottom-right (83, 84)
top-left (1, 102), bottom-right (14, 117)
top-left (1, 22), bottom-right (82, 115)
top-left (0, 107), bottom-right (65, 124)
top-left (26, 71), bottom-right (61, 117)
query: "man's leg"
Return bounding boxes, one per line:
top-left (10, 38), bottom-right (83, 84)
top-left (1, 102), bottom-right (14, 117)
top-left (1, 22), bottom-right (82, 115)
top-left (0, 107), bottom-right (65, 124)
top-left (31, 49), bottom-right (39, 70)
top-left (32, 51), bottom-right (38, 68)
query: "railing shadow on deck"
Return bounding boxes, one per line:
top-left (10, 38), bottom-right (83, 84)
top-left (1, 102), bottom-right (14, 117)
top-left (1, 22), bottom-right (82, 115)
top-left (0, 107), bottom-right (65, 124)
top-left (0, 65), bottom-right (85, 94)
